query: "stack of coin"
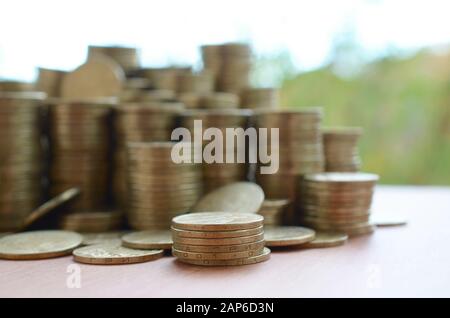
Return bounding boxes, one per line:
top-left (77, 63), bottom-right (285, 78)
top-left (59, 211), bottom-right (122, 233)
top-left (126, 142), bottom-right (203, 230)
top-left (254, 108), bottom-right (324, 211)
top-left (200, 44), bottom-right (223, 90)
top-left (112, 102), bottom-right (184, 207)
top-left (257, 199), bottom-right (291, 225)
top-left (35, 68), bottom-right (66, 98)
top-left (139, 67), bottom-right (191, 91)
top-left (88, 45), bottom-right (140, 73)
top-left (48, 98), bottom-right (115, 211)
top-left (201, 92), bottom-right (240, 109)
top-left (0, 92), bottom-right (46, 231)
top-left (0, 80), bottom-right (34, 92)
top-left (323, 127), bottom-right (363, 172)
top-left (218, 43), bottom-right (252, 94)
top-left (299, 172), bottom-right (379, 236)
top-left (179, 109), bottom-right (252, 192)
top-left (241, 88), bottom-right (279, 109)
top-left (177, 71), bottom-right (214, 94)
top-left (171, 212), bottom-right (270, 266)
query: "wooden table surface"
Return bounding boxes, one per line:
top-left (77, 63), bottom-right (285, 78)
top-left (1, 185), bottom-right (449, 298)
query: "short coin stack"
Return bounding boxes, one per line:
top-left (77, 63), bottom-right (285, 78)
top-left (171, 212), bottom-right (270, 266)
top-left (48, 99), bottom-right (114, 211)
top-left (201, 92), bottom-right (240, 109)
top-left (59, 211), bottom-right (122, 233)
top-left (218, 43), bottom-right (252, 94)
top-left (126, 142), bottom-right (203, 230)
top-left (257, 199), bottom-right (291, 225)
top-left (323, 127), bottom-right (363, 172)
top-left (0, 92), bottom-right (45, 231)
top-left (88, 45), bottom-right (140, 73)
top-left (241, 88), bottom-right (279, 109)
top-left (112, 102), bottom-right (183, 207)
top-left (299, 172), bottom-right (379, 236)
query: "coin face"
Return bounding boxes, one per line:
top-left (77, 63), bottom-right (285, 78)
top-left (303, 232), bottom-right (348, 248)
top-left (172, 212), bottom-right (264, 231)
top-left (0, 230), bottom-right (83, 260)
top-left (191, 182), bottom-right (264, 214)
top-left (371, 213), bottom-right (408, 227)
top-left (264, 226), bottom-right (316, 247)
top-left (121, 230), bottom-right (172, 250)
top-left (176, 247), bottom-right (271, 266)
top-left (72, 244), bottom-right (164, 265)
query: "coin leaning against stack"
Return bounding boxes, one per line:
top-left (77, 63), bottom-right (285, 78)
top-left (0, 92), bottom-right (46, 232)
top-left (171, 212), bottom-right (270, 266)
top-left (299, 172), bottom-right (379, 237)
top-left (126, 142), bottom-right (203, 230)
top-left (323, 127), bottom-right (363, 172)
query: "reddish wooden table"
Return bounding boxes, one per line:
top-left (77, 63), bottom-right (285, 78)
top-left (1, 185), bottom-right (449, 298)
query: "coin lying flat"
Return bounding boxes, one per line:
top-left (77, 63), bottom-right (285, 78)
top-left (303, 232), bottom-right (348, 248)
top-left (172, 246), bottom-right (264, 260)
top-left (191, 182), bottom-right (264, 214)
top-left (82, 232), bottom-right (125, 246)
top-left (72, 244), bottom-right (164, 265)
top-left (121, 230), bottom-right (172, 250)
top-left (176, 247), bottom-right (271, 266)
top-left (264, 226), bottom-right (315, 247)
top-left (174, 233), bottom-right (264, 246)
top-left (371, 213), bottom-right (408, 227)
top-left (172, 212), bottom-right (263, 231)
top-left (173, 240), bottom-right (266, 253)
top-left (0, 230), bottom-right (83, 260)
top-left (172, 226), bottom-right (263, 239)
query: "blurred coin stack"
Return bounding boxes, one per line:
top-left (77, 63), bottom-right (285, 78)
top-left (323, 127), bottom-right (363, 172)
top-left (126, 142), bottom-right (203, 230)
top-left (176, 71), bottom-right (215, 109)
top-left (200, 44), bottom-right (223, 90)
top-left (59, 211), bottom-right (122, 233)
top-left (179, 109), bottom-right (252, 192)
top-left (171, 212), bottom-right (270, 266)
top-left (0, 81), bottom-right (34, 92)
top-left (48, 99), bottom-right (115, 211)
top-left (35, 68), bottom-right (66, 98)
top-left (299, 172), bottom-right (378, 236)
top-left (201, 92), bottom-right (240, 109)
top-left (112, 102), bottom-right (184, 207)
top-left (0, 92), bottom-right (46, 231)
top-left (138, 67), bottom-right (190, 91)
top-left (257, 199), bottom-right (291, 226)
top-left (254, 108), bottom-right (324, 223)
top-left (241, 88), bottom-right (279, 109)
top-left (88, 45), bottom-right (140, 73)
top-left (218, 43), bottom-right (252, 94)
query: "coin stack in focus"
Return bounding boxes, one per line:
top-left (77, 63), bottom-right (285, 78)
top-left (112, 102), bottom-right (184, 207)
top-left (179, 109), bottom-right (252, 192)
top-left (88, 45), bottom-right (140, 73)
top-left (35, 68), bottom-right (66, 98)
top-left (299, 172), bottom-right (378, 236)
top-left (241, 88), bottom-right (279, 109)
top-left (171, 212), bottom-right (270, 266)
top-left (254, 108), bottom-right (324, 222)
top-left (257, 199), bottom-right (291, 226)
top-left (323, 127), bottom-right (363, 172)
top-left (0, 92), bottom-right (46, 231)
top-left (48, 99), bottom-right (115, 211)
top-left (126, 142), bottom-right (203, 230)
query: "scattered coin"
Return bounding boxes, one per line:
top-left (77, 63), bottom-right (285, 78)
top-left (303, 232), bottom-right (348, 248)
top-left (371, 213), bottom-right (408, 227)
top-left (121, 230), bottom-right (173, 250)
top-left (264, 226), bottom-right (316, 247)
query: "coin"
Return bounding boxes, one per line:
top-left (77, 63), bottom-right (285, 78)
top-left (371, 213), bottom-right (408, 227)
top-left (172, 246), bottom-right (264, 260)
top-left (264, 226), bottom-right (315, 247)
top-left (172, 226), bottom-right (263, 239)
top-left (303, 232), bottom-right (348, 248)
top-left (173, 232), bottom-right (264, 246)
top-left (73, 244), bottom-right (164, 265)
top-left (192, 182), bottom-right (264, 214)
top-left (172, 212), bottom-right (263, 231)
top-left (121, 230), bottom-right (173, 250)
top-left (82, 232), bottom-right (125, 246)
top-left (0, 230), bottom-right (82, 260)
top-left (176, 247), bottom-right (271, 266)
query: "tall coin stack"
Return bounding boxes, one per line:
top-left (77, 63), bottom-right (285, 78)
top-left (35, 68), bottom-right (66, 98)
top-left (176, 71), bottom-right (214, 109)
top-left (218, 43), bottom-right (252, 94)
top-left (171, 212), bottom-right (270, 266)
top-left (241, 88), bottom-right (279, 109)
top-left (200, 44), bottom-right (223, 90)
top-left (299, 172), bottom-right (378, 236)
top-left (126, 142), bottom-right (203, 230)
top-left (0, 92), bottom-right (46, 231)
top-left (179, 109), bottom-right (252, 193)
top-left (48, 99), bottom-right (114, 211)
top-left (112, 102), bottom-right (184, 207)
top-left (254, 108), bottom-right (324, 223)
top-left (88, 45), bottom-right (140, 73)
top-left (323, 127), bottom-right (363, 172)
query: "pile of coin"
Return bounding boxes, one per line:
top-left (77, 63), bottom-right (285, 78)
top-left (48, 98), bottom-right (115, 211)
top-left (59, 211), bottom-right (122, 233)
top-left (179, 109), bottom-right (252, 192)
top-left (112, 102), bottom-right (184, 207)
top-left (0, 92), bottom-right (46, 231)
top-left (171, 212), bottom-right (270, 266)
top-left (254, 108), bottom-right (324, 222)
top-left (88, 45), bottom-right (140, 73)
top-left (126, 142), bottom-right (203, 230)
top-left (35, 67), bottom-right (66, 98)
top-left (323, 127), bottom-right (363, 172)
top-left (299, 172), bottom-right (379, 236)
top-left (257, 199), bottom-right (291, 225)
top-left (241, 88), bottom-right (279, 109)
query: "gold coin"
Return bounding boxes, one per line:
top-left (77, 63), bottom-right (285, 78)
top-left (172, 246), bottom-right (264, 260)
top-left (176, 247), bottom-right (271, 266)
top-left (82, 232), bottom-right (125, 246)
top-left (172, 212), bottom-right (263, 231)
top-left (121, 230), bottom-right (172, 250)
top-left (173, 232), bottom-right (264, 246)
top-left (303, 172), bottom-right (379, 184)
top-left (371, 213), bottom-right (407, 227)
top-left (303, 232), bottom-right (348, 248)
top-left (173, 240), bottom-right (265, 253)
top-left (264, 226), bottom-right (315, 247)
top-left (0, 230), bottom-right (83, 260)
top-left (73, 244), bottom-right (164, 265)
top-left (191, 182), bottom-right (264, 213)
top-left (171, 226), bottom-right (263, 239)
